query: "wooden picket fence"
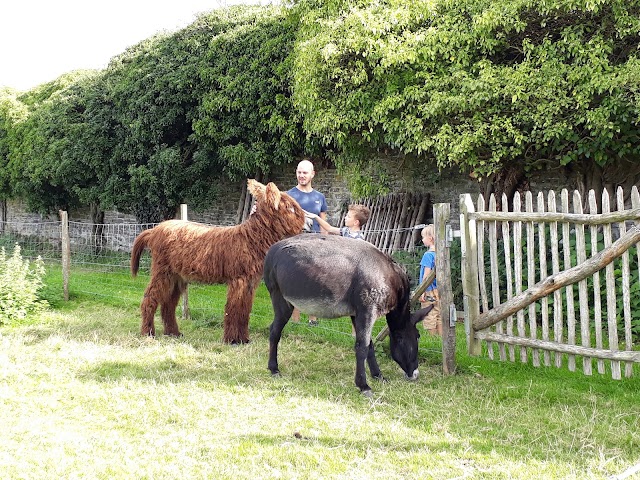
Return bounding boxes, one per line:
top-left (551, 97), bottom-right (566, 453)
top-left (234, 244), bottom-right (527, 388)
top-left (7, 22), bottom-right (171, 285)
top-left (460, 187), bottom-right (640, 379)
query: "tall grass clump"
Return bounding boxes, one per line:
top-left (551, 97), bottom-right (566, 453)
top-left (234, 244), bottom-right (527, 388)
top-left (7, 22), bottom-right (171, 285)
top-left (0, 243), bottom-right (48, 324)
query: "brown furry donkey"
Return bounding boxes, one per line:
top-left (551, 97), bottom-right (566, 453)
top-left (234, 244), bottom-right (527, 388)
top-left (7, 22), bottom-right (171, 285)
top-left (130, 179), bottom-right (306, 344)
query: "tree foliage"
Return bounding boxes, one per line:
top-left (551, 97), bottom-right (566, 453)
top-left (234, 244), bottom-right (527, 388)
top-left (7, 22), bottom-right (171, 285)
top-left (4, 72), bottom-right (98, 213)
top-left (0, 0), bottom-right (639, 215)
top-left (193, 6), bottom-right (312, 180)
top-left (0, 89), bottom-right (28, 200)
top-left (292, 0), bottom-right (640, 194)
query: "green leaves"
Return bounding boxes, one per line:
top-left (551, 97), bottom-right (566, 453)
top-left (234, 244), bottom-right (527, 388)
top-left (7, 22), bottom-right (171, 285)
top-left (193, 6), bottom-right (307, 179)
top-left (293, 0), bottom-right (640, 182)
top-left (0, 244), bottom-right (48, 325)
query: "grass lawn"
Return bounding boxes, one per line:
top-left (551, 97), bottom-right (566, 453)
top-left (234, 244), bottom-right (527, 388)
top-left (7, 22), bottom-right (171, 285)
top-left (0, 268), bottom-right (639, 479)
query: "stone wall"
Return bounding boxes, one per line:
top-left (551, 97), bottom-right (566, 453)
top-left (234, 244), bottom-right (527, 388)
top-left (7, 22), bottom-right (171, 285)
top-left (185, 166), bottom-right (352, 226)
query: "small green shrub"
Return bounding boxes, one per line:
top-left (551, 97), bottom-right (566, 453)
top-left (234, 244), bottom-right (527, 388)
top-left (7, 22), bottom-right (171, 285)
top-left (0, 244), bottom-right (48, 325)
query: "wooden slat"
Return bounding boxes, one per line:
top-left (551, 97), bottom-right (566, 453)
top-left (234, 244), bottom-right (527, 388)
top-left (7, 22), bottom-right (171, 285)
top-left (513, 192), bottom-right (527, 363)
top-left (574, 191), bottom-right (592, 375)
top-left (561, 189), bottom-right (576, 372)
top-left (389, 195), bottom-right (405, 253)
top-left (525, 192), bottom-right (539, 367)
top-left (408, 195), bottom-right (430, 251)
top-left (548, 190), bottom-right (563, 369)
top-left (392, 194), bottom-right (411, 251)
top-left (476, 332), bottom-right (640, 362)
top-left (370, 196), bottom-right (386, 249)
top-left (469, 209), bottom-right (640, 224)
top-left (537, 192), bottom-right (551, 367)
top-left (489, 194), bottom-right (506, 361)
top-left (477, 194), bottom-right (492, 359)
top-left (617, 187), bottom-right (633, 378)
top-left (235, 180), bottom-right (248, 223)
top-left (375, 195), bottom-right (388, 249)
top-left (602, 190), bottom-right (621, 379)
top-left (589, 190), bottom-right (605, 374)
top-left (380, 195), bottom-right (396, 252)
top-left (362, 197), bottom-right (376, 244)
top-left (373, 195), bottom-right (388, 249)
top-left (502, 193), bottom-right (515, 362)
top-left (632, 186), bottom-right (640, 377)
top-left (404, 195), bottom-right (421, 251)
top-left (459, 194), bottom-right (481, 356)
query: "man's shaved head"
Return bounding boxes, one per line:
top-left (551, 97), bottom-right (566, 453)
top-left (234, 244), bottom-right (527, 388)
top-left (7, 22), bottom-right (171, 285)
top-left (297, 159), bottom-right (314, 172)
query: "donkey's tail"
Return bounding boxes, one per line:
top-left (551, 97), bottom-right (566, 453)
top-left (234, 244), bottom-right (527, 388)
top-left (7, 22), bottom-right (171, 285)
top-left (130, 228), bottom-right (153, 277)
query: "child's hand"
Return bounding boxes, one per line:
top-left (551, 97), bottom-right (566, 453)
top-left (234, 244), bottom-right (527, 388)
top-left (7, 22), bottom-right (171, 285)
top-left (305, 211), bottom-right (318, 220)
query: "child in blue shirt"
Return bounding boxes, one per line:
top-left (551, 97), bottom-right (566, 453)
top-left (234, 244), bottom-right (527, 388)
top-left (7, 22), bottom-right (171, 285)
top-left (419, 224), bottom-right (441, 335)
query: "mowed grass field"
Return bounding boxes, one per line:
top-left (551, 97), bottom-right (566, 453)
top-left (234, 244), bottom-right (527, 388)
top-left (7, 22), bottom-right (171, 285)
top-left (0, 266), bottom-right (639, 479)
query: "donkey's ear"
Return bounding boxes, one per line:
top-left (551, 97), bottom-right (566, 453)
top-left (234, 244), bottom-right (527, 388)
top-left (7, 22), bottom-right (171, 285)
top-left (411, 305), bottom-right (433, 326)
top-left (265, 182), bottom-right (281, 210)
top-left (247, 179), bottom-right (266, 200)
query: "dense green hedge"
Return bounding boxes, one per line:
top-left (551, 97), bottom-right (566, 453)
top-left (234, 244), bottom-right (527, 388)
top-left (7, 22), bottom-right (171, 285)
top-left (1, 0), bottom-right (639, 220)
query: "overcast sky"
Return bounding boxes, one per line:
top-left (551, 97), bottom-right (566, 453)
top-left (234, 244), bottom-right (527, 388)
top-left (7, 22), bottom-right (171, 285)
top-left (1, 0), bottom-right (261, 91)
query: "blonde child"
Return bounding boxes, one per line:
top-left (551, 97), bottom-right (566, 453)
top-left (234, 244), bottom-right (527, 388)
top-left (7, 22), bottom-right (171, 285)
top-left (419, 225), bottom-right (441, 335)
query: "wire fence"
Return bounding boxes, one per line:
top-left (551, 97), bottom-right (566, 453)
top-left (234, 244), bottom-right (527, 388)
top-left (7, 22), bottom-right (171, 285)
top-left (0, 221), bottom-right (63, 263)
top-left (1, 218), bottom-right (442, 355)
top-left (1, 218), bottom-right (428, 284)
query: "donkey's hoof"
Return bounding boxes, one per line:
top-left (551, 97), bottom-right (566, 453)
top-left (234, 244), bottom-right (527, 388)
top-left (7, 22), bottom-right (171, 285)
top-left (271, 371), bottom-right (281, 378)
top-left (361, 389), bottom-right (373, 398)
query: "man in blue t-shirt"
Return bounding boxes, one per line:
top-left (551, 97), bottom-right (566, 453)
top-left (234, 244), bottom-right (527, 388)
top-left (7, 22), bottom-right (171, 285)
top-left (287, 159), bottom-right (328, 233)
top-left (287, 159), bottom-right (328, 325)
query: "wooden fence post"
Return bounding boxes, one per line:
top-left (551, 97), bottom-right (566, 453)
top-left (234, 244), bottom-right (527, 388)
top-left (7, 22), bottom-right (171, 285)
top-left (180, 204), bottom-right (190, 320)
top-left (59, 210), bottom-right (70, 301)
top-left (434, 203), bottom-right (456, 374)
